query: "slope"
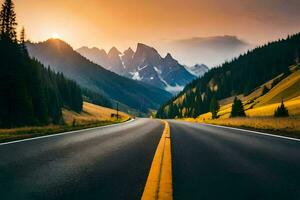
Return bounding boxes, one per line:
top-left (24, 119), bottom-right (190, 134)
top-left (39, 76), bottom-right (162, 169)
top-left (27, 39), bottom-right (172, 114)
top-left (197, 64), bottom-right (300, 119)
top-left (157, 33), bottom-right (300, 119)
top-left (77, 44), bottom-right (200, 93)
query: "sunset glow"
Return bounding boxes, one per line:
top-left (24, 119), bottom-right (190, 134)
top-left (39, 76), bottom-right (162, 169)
top-left (13, 0), bottom-right (300, 66)
top-left (51, 33), bottom-right (59, 39)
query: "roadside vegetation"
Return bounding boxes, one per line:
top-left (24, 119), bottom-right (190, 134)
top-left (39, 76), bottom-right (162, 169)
top-left (185, 117), bottom-right (300, 138)
top-left (0, 0), bottom-right (128, 143)
top-left (0, 0), bottom-right (84, 128)
top-left (0, 102), bottom-right (130, 143)
top-left (182, 64), bottom-right (300, 137)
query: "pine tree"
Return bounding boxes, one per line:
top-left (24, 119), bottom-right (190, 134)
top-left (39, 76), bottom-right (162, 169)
top-left (19, 26), bottom-right (27, 55)
top-left (0, 0), bottom-right (83, 127)
top-left (193, 92), bottom-right (203, 118)
top-left (209, 95), bottom-right (220, 119)
top-left (0, 0), bottom-right (17, 40)
top-left (274, 100), bottom-right (289, 117)
top-left (230, 97), bottom-right (246, 117)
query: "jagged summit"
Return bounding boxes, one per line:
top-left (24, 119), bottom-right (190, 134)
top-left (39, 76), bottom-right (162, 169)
top-left (164, 53), bottom-right (177, 64)
top-left (108, 47), bottom-right (121, 57)
top-left (123, 47), bottom-right (134, 57)
top-left (76, 43), bottom-right (205, 94)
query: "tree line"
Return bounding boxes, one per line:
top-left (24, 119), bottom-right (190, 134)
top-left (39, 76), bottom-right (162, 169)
top-left (0, 0), bottom-right (83, 127)
top-left (157, 32), bottom-right (300, 119)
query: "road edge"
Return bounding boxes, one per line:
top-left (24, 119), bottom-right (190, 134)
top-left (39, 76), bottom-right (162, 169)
top-left (201, 123), bottom-right (300, 142)
top-left (0, 118), bottom-right (135, 146)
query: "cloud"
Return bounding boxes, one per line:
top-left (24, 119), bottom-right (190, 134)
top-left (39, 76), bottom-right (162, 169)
top-left (165, 35), bottom-right (251, 67)
top-left (174, 36), bottom-right (248, 50)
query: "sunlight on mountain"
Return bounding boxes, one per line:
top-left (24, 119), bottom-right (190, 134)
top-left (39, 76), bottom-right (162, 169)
top-left (51, 33), bottom-right (60, 39)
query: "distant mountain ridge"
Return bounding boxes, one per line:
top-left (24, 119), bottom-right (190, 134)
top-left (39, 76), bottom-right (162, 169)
top-left (26, 39), bottom-right (172, 114)
top-left (77, 43), bottom-right (208, 93)
top-left (184, 64), bottom-right (209, 77)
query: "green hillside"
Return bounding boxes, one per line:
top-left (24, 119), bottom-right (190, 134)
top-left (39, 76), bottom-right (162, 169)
top-left (0, 22), bottom-right (83, 128)
top-left (157, 33), bottom-right (300, 119)
top-left (198, 64), bottom-right (300, 119)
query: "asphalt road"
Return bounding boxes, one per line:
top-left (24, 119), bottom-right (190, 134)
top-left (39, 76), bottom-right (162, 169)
top-left (1, 119), bottom-right (300, 200)
top-left (169, 120), bottom-right (300, 200)
top-left (0, 118), bottom-right (164, 200)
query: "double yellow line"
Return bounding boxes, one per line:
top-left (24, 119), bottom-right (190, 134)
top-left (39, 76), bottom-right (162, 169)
top-left (141, 120), bottom-right (173, 200)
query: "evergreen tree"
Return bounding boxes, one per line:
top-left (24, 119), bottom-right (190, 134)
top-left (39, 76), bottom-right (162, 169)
top-left (0, 0), bottom-right (83, 127)
top-left (0, 0), bottom-right (17, 40)
top-left (230, 97), bottom-right (246, 117)
top-left (19, 26), bottom-right (27, 55)
top-left (193, 91), bottom-right (203, 118)
top-left (209, 95), bottom-right (220, 119)
top-left (274, 100), bottom-right (289, 117)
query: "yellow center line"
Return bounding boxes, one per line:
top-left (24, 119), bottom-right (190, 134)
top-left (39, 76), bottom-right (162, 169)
top-left (141, 120), bottom-right (173, 200)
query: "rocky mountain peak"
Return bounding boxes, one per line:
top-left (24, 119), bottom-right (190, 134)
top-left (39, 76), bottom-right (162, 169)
top-left (164, 53), bottom-right (177, 62)
top-left (123, 47), bottom-right (134, 58)
top-left (135, 43), bottom-right (159, 57)
top-left (76, 42), bottom-right (198, 94)
top-left (108, 47), bottom-right (121, 58)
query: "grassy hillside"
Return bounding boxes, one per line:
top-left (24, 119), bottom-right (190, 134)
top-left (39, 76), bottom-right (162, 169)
top-left (185, 65), bottom-right (300, 136)
top-left (63, 102), bottom-right (130, 125)
top-left (157, 33), bottom-right (300, 119)
top-left (211, 65), bottom-right (300, 119)
top-left (0, 102), bottom-right (130, 143)
top-left (194, 65), bottom-right (300, 119)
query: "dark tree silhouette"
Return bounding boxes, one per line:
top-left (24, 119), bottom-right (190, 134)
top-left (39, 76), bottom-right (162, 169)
top-left (0, 0), bottom-right (17, 40)
top-left (274, 100), bottom-right (289, 117)
top-left (0, 0), bottom-right (83, 127)
top-left (19, 26), bottom-right (27, 54)
top-left (230, 97), bottom-right (246, 118)
top-left (210, 95), bottom-right (220, 119)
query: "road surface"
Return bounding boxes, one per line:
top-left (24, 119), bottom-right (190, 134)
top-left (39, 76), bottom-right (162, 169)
top-left (1, 118), bottom-right (300, 200)
top-left (0, 118), bottom-right (164, 200)
top-left (169, 120), bottom-right (300, 200)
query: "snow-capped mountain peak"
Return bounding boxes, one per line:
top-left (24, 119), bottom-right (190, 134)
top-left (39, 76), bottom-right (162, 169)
top-left (77, 44), bottom-right (200, 94)
top-left (184, 64), bottom-right (209, 77)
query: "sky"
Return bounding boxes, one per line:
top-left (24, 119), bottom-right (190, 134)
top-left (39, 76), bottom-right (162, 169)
top-left (14, 0), bottom-right (300, 66)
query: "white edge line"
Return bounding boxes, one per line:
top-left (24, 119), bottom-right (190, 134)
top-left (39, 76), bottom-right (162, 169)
top-left (0, 118), bottom-right (135, 146)
top-left (199, 123), bottom-right (300, 142)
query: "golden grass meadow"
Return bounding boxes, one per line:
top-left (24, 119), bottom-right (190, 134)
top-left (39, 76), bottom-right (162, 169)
top-left (0, 102), bottom-right (130, 143)
top-left (185, 66), bottom-right (300, 137)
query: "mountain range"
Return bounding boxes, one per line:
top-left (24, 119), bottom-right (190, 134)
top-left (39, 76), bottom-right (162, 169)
top-left (77, 44), bottom-right (208, 93)
top-left (26, 39), bottom-right (172, 115)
